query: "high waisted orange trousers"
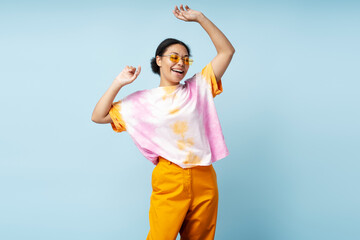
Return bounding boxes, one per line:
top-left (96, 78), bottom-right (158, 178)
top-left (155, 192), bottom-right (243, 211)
top-left (147, 157), bottom-right (219, 240)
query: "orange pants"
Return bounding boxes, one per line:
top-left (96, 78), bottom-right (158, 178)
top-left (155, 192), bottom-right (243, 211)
top-left (147, 157), bottom-right (219, 240)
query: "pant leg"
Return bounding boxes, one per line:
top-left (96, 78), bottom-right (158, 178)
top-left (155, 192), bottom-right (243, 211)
top-left (147, 158), bottom-right (192, 240)
top-left (179, 165), bottom-right (219, 240)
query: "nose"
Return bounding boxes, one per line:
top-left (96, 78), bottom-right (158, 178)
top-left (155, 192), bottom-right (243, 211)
top-left (177, 57), bottom-right (185, 66)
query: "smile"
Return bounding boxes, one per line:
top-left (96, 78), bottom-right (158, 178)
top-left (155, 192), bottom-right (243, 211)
top-left (171, 68), bottom-right (184, 74)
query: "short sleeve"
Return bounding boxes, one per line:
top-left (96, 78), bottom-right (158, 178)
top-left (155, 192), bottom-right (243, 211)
top-left (200, 62), bottom-right (223, 98)
top-left (109, 100), bottom-right (126, 132)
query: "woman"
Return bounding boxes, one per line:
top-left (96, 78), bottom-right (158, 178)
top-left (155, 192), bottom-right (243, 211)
top-left (92, 5), bottom-right (235, 240)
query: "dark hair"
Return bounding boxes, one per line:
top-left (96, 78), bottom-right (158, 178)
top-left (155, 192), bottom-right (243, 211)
top-left (151, 38), bottom-right (191, 75)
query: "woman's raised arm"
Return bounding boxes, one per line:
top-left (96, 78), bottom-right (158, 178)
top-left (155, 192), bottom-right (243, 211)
top-left (173, 5), bottom-right (235, 80)
top-left (91, 65), bottom-right (141, 123)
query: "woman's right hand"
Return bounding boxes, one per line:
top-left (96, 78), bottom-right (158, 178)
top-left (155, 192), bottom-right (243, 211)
top-left (114, 65), bottom-right (141, 86)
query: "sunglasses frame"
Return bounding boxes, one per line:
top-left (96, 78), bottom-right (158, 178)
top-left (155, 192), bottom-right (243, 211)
top-left (160, 54), bottom-right (194, 65)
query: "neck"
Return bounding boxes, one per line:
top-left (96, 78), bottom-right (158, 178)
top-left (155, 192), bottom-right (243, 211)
top-left (159, 76), bottom-right (180, 87)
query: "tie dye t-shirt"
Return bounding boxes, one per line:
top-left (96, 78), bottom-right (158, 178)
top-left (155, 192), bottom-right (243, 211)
top-left (109, 63), bottom-right (229, 168)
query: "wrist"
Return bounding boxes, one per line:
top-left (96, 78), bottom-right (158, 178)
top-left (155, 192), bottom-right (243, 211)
top-left (196, 13), bottom-right (206, 23)
top-left (112, 79), bottom-right (126, 89)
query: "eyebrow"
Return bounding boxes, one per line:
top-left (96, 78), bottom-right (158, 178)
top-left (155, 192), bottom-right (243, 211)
top-left (170, 52), bottom-right (189, 57)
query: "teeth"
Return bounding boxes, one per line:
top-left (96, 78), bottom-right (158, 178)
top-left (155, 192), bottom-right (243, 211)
top-left (172, 69), bottom-right (184, 73)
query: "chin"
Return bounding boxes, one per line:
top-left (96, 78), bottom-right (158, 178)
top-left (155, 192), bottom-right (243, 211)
top-left (172, 77), bottom-right (185, 84)
top-left (172, 74), bottom-right (187, 82)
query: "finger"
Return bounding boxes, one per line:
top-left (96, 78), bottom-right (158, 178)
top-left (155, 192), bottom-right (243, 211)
top-left (128, 66), bottom-right (136, 74)
top-left (134, 66), bottom-right (141, 77)
top-left (174, 5), bottom-right (180, 13)
top-left (185, 5), bottom-right (190, 11)
top-left (130, 66), bottom-right (141, 81)
top-left (134, 65), bottom-right (141, 75)
top-left (174, 14), bottom-right (186, 21)
top-left (173, 11), bottom-right (185, 21)
top-left (173, 6), bottom-right (186, 21)
top-left (177, 6), bottom-right (184, 16)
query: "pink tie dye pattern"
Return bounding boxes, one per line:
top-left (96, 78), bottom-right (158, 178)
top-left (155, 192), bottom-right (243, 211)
top-left (109, 63), bottom-right (228, 168)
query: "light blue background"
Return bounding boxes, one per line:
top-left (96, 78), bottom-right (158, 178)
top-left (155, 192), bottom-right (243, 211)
top-left (1, 0), bottom-right (359, 239)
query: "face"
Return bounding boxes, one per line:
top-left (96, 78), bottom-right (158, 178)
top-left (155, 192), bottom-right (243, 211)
top-left (156, 44), bottom-right (190, 86)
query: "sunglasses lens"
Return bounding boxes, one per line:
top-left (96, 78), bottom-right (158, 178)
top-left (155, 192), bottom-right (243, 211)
top-left (167, 54), bottom-right (193, 65)
top-left (170, 55), bottom-right (180, 63)
top-left (185, 58), bottom-right (193, 65)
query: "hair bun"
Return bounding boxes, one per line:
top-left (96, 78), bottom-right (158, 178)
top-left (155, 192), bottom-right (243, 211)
top-left (151, 57), bottom-right (160, 74)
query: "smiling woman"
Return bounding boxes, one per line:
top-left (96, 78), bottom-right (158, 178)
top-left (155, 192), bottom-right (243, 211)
top-left (91, 4), bottom-right (234, 240)
top-left (157, 44), bottom-right (190, 86)
top-left (150, 38), bottom-right (192, 86)
top-left (150, 38), bottom-right (191, 74)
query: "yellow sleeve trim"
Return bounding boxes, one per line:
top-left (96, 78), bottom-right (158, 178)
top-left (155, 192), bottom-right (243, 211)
top-left (201, 63), bottom-right (223, 98)
top-left (109, 101), bottom-right (126, 132)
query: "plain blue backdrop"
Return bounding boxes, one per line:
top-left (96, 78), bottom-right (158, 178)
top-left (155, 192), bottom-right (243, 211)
top-left (0, 0), bottom-right (359, 239)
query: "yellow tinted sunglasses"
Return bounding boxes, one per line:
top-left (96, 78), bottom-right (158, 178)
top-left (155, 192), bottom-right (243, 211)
top-left (161, 54), bottom-right (194, 65)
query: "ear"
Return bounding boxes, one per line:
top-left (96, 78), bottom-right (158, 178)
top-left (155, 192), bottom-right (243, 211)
top-left (156, 56), bottom-right (162, 67)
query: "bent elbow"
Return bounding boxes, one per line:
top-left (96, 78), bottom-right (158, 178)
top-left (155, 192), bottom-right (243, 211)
top-left (91, 115), bottom-right (100, 123)
top-left (229, 46), bottom-right (235, 56)
top-left (91, 113), bottom-right (112, 124)
top-left (224, 47), bottom-right (235, 59)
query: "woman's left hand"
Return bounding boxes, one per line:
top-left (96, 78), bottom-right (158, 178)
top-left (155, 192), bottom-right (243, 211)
top-left (173, 5), bottom-right (203, 22)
